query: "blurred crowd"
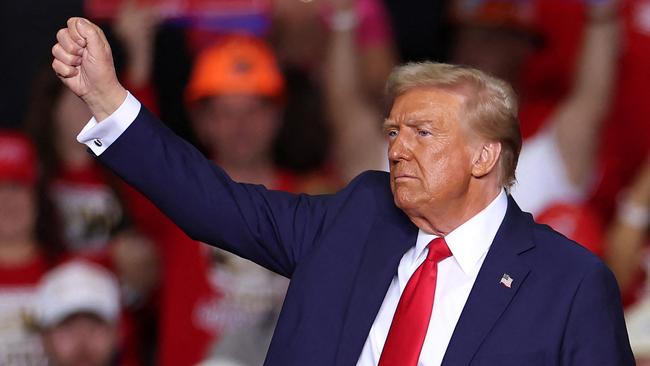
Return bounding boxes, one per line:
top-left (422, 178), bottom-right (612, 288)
top-left (0, 0), bottom-right (649, 365)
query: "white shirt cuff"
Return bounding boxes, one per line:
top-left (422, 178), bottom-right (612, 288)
top-left (76, 92), bottom-right (142, 156)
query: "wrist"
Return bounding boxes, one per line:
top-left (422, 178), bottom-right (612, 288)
top-left (327, 8), bottom-right (358, 33)
top-left (83, 82), bottom-right (128, 122)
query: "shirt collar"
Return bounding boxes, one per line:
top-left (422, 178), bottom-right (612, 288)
top-left (414, 189), bottom-right (508, 275)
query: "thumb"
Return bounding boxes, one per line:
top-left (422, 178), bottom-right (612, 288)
top-left (75, 18), bottom-right (109, 53)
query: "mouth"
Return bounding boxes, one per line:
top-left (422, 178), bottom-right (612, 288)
top-left (393, 174), bottom-right (418, 182)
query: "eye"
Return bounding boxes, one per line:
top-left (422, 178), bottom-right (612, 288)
top-left (386, 129), bottom-right (398, 138)
top-left (417, 129), bottom-right (432, 137)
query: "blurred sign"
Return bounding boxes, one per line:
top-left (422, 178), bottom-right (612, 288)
top-left (85, 0), bottom-right (271, 34)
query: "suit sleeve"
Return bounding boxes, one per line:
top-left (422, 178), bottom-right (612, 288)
top-left (560, 260), bottom-right (635, 365)
top-left (97, 106), bottom-right (333, 278)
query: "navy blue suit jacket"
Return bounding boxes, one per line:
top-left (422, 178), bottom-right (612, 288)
top-left (97, 107), bottom-right (634, 365)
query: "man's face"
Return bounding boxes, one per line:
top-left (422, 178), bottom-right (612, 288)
top-left (0, 182), bottom-right (35, 242)
top-left (192, 95), bottom-right (281, 165)
top-left (385, 87), bottom-right (475, 217)
top-left (42, 313), bottom-right (116, 366)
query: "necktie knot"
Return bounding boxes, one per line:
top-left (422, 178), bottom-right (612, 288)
top-left (426, 237), bottom-right (452, 263)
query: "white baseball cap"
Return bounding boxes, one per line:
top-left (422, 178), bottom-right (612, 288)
top-left (35, 260), bottom-right (120, 328)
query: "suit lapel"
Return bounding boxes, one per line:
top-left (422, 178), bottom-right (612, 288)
top-left (442, 196), bottom-right (535, 366)
top-left (335, 212), bottom-right (417, 366)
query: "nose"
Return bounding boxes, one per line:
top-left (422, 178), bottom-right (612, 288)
top-left (388, 132), bottom-right (412, 163)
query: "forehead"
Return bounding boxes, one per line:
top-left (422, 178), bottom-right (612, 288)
top-left (207, 94), bottom-right (272, 108)
top-left (387, 87), bottom-right (466, 123)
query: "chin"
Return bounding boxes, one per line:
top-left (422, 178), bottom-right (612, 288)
top-left (392, 189), bottom-right (418, 212)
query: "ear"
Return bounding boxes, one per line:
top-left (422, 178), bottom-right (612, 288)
top-left (471, 141), bottom-right (501, 178)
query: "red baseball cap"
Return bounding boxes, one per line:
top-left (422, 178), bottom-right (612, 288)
top-left (537, 203), bottom-right (604, 257)
top-left (0, 131), bottom-right (38, 186)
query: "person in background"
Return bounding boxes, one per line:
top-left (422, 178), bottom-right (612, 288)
top-left (322, 0), bottom-right (393, 182)
top-left (28, 4), bottom-right (219, 363)
top-left (25, 71), bottom-right (167, 364)
top-left (450, 0), bottom-right (620, 217)
top-left (24, 0), bottom-right (162, 256)
top-left (444, 0), bottom-right (621, 261)
top-left (111, 0), bottom-right (161, 112)
top-left (603, 157), bottom-right (650, 362)
top-left (605, 157), bottom-right (650, 299)
top-left (186, 34), bottom-right (339, 194)
top-left (35, 260), bottom-right (121, 366)
top-left (0, 131), bottom-right (63, 365)
top-left (185, 34), bottom-right (338, 366)
top-left (590, 0), bottom-right (650, 222)
top-left (271, 0), bottom-right (396, 100)
top-left (269, 0), bottom-right (397, 178)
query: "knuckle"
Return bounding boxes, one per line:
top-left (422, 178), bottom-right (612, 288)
top-left (52, 60), bottom-right (65, 76)
top-left (90, 26), bottom-right (102, 38)
top-left (57, 32), bottom-right (71, 46)
top-left (52, 45), bottom-right (67, 61)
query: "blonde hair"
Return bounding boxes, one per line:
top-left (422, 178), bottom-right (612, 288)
top-left (385, 62), bottom-right (522, 188)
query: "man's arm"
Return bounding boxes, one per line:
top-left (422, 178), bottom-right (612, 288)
top-left (323, 0), bottom-right (393, 182)
top-left (102, 104), bottom-right (331, 277)
top-left (511, 0), bottom-right (620, 215)
top-left (560, 260), bottom-right (634, 365)
top-left (550, 0), bottom-right (620, 188)
top-left (53, 17), bottom-right (332, 277)
top-left (604, 158), bottom-right (650, 294)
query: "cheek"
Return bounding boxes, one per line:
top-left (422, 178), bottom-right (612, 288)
top-left (203, 119), bottom-right (235, 151)
top-left (208, 118), bottom-right (232, 141)
top-left (191, 118), bottom-right (215, 149)
top-left (252, 119), bottom-right (279, 143)
top-left (46, 331), bottom-right (78, 359)
top-left (0, 189), bottom-right (35, 225)
top-left (87, 327), bottom-right (116, 356)
top-left (419, 146), bottom-right (472, 193)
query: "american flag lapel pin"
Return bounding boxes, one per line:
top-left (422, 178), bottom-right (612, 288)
top-left (500, 273), bottom-right (513, 288)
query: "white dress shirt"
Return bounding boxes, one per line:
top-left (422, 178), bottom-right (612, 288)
top-left (356, 189), bottom-right (507, 366)
top-left (78, 93), bottom-right (509, 366)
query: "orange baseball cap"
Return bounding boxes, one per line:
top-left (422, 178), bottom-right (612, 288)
top-left (0, 131), bottom-right (38, 186)
top-left (185, 34), bottom-right (285, 104)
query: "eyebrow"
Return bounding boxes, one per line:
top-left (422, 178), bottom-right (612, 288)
top-left (382, 119), bottom-right (436, 129)
top-left (382, 119), bottom-right (397, 129)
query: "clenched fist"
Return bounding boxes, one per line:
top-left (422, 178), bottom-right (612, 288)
top-left (52, 17), bottom-right (127, 121)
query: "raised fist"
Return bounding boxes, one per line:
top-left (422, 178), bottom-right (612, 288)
top-left (52, 17), bottom-right (127, 121)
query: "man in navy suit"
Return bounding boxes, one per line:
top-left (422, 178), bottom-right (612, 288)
top-left (52, 17), bottom-right (634, 365)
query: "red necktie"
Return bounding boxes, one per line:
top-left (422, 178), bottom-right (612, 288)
top-left (378, 237), bottom-right (452, 366)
